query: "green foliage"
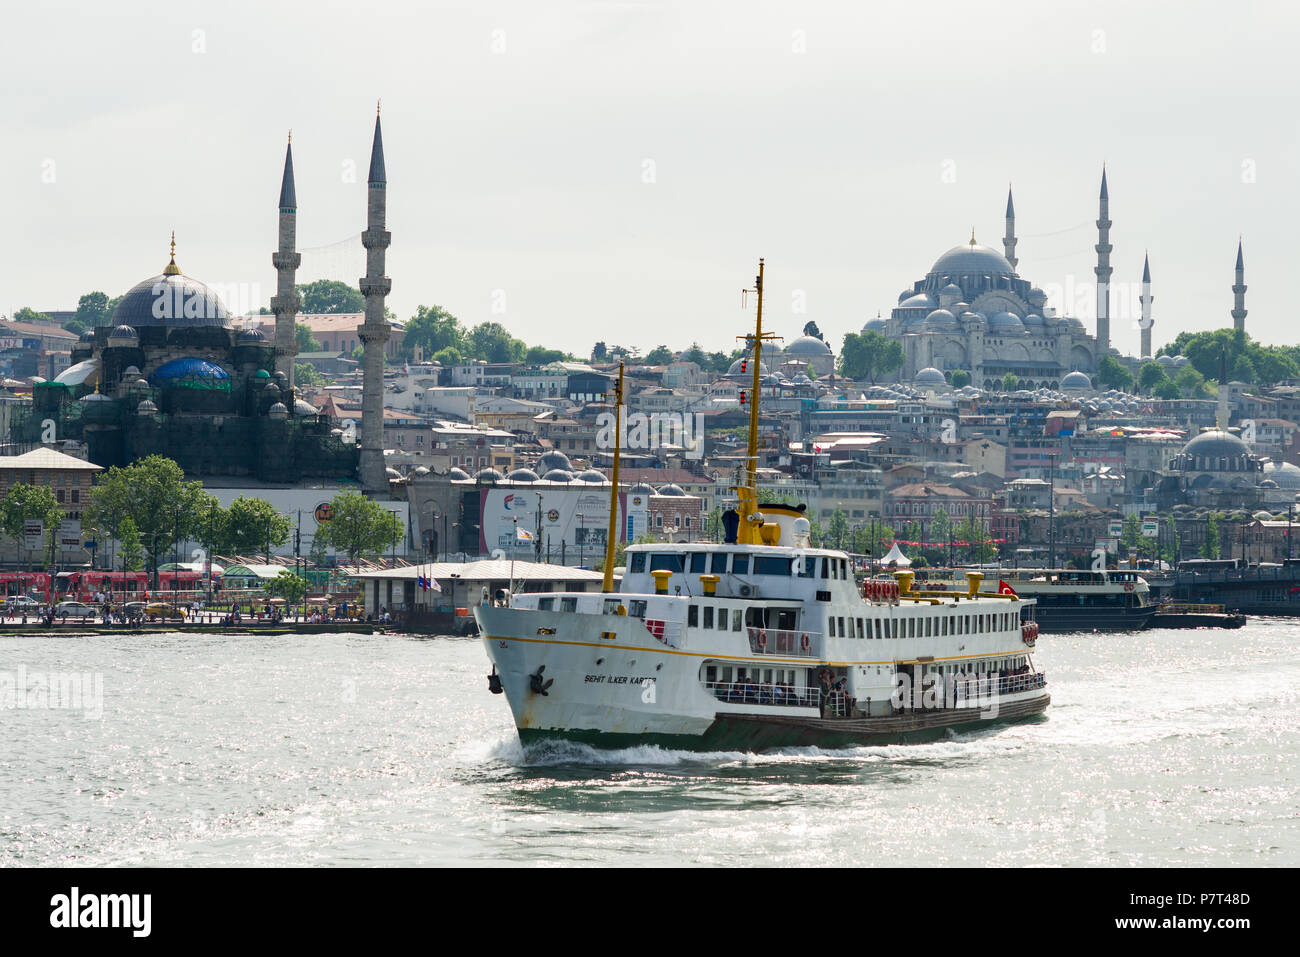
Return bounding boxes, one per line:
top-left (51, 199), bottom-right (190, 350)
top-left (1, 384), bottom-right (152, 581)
top-left (466, 322), bottom-right (526, 364)
top-left (645, 345), bottom-right (675, 365)
top-left (117, 517), bottom-right (144, 571)
top-left (1096, 354), bottom-right (1133, 391)
top-left (1001, 373), bottom-right (1019, 392)
top-left (431, 346), bottom-right (462, 366)
top-left (950, 370), bottom-right (970, 388)
top-left (220, 496), bottom-right (291, 557)
top-left (0, 484), bottom-right (63, 557)
top-left (312, 490), bottom-right (404, 566)
top-left (295, 362), bottom-right (325, 387)
top-left (1202, 513), bottom-right (1220, 559)
top-left (403, 304), bottom-right (465, 360)
top-left (526, 346), bottom-right (568, 366)
top-left (85, 455), bottom-right (218, 569)
top-left (1154, 378), bottom-right (1182, 400)
top-left (592, 342), bottom-right (608, 362)
top-left (1137, 361), bottom-right (1168, 393)
top-left (12, 307), bottom-right (51, 325)
top-left (838, 331), bottom-right (904, 383)
top-left (75, 291), bottom-right (112, 328)
top-left (62, 318), bottom-right (89, 336)
top-left (295, 323), bottom-right (321, 352)
top-left (1160, 328), bottom-right (1300, 387)
top-left (297, 280), bottom-right (365, 314)
top-left (825, 509), bottom-right (850, 550)
top-left (266, 571), bottom-right (309, 604)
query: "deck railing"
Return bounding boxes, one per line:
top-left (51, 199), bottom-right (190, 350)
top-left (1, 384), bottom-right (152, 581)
top-left (746, 627), bottom-right (820, 657)
top-left (704, 680), bottom-right (818, 708)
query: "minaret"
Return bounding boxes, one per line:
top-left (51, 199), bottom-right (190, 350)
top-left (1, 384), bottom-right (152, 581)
top-left (358, 106), bottom-right (392, 494)
top-left (1003, 185), bottom-right (1018, 272)
top-left (1094, 166), bottom-right (1112, 355)
top-left (1139, 251), bottom-right (1153, 359)
top-left (271, 133), bottom-right (301, 388)
top-left (1231, 238), bottom-right (1247, 332)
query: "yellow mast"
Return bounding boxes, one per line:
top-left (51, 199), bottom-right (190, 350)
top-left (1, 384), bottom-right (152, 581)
top-left (735, 259), bottom-right (780, 546)
top-left (601, 360), bottom-right (625, 593)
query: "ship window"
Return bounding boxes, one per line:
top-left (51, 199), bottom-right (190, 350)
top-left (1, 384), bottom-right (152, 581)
top-left (703, 606), bottom-right (714, 628)
top-left (711, 553), bottom-right (729, 574)
top-left (733, 613), bottom-right (742, 632)
top-left (764, 669), bottom-right (773, 682)
top-left (754, 557), bottom-right (792, 576)
top-left (924, 618), bottom-right (932, 637)
top-left (838, 617), bottom-right (846, 636)
top-left (840, 559), bottom-right (848, 579)
top-left (538, 598), bottom-right (554, 611)
top-left (690, 553), bottom-right (707, 574)
top-left (688, 605), bottom-right (699, 627)
top-left (875, 619), bottom-right (882, 639)
top-left (857, 618), bottom-right (864, 638)
top-left (650, 554), bottom-right (685, 573)
top-left (628, 600), bottom-right (647, 618)
top-left (732, 555), bottom-right (750, 575)
top-left (820, 558), bottom-right (829, 579)
top-left (705, 666), bottom-right (717, 683)
top-left (828, 618), bottom-right (836, 637)
top-left (629, 553), bottom-right (646, 573)
top-left (718, 608), bottom-right (728, 630)
top-left (560, 597), bottom-right (577, 612)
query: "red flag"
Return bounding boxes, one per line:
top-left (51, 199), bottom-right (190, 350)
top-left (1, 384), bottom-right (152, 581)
top-left (998, 580), bottom-right (1018, 597)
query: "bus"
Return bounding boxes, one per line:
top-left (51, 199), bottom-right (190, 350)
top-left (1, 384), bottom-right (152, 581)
top-left (52, 570), bottom-right (207, 603)
top-left (0, 572), bottom-right (53, 603)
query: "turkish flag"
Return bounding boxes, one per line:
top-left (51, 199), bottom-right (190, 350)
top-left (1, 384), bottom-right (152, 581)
top-left (998, 580), bottom-right (1018, 597)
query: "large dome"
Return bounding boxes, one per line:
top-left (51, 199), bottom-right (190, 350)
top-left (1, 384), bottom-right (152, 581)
top-left (1180, 429), bottom-right (1251, 460)
top-left (929, 242), bottom-right (1015, 279)
top-left (110, 259), bottom-right (234, 330)
top-left (784, 335), bottom-right (832, 356)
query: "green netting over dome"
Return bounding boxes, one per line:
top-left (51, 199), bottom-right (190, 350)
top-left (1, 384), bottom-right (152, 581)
top-left (149, 358), bottom-right (232, 391)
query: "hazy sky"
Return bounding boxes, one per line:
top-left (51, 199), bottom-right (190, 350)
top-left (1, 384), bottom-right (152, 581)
top-left (3, 0), bottom-right (1297, 359)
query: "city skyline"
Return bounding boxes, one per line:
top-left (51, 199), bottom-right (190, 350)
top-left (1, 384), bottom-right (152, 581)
top-left (3, 1), bottom-right (1295, 359)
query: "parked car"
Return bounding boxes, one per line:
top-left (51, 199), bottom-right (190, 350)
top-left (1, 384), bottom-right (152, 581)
top-left (2, 595), bottom-right (44, 612)
top-left (144, 602), bottom-right (187, 621)
top-left (54, 601), bottom-right (97, 619)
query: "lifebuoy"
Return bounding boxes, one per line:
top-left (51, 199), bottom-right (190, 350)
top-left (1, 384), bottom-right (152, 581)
top-left (757, 630), bottom-right (767, 650)
top-left (801, 633), bottom-right (810, 651)
top-left (1124, 583), bottom-right (1134, 592)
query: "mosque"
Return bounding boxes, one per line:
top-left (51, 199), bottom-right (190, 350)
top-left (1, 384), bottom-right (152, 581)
top-left (865, 174), bottom-right (1121, 390)
top-left (20, 113), bottom-right (395, 491)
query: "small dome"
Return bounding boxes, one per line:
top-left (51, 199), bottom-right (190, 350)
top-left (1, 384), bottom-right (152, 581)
top-left (628, 483), bottom-right (655, 495)
top-left (136, 399), bottom-right (157, 415)
top-left (267, 402), bottom-right (288, 419)
top-left (264, 381), bottom-right (281, 394)
top-left (237, 328), bottom-right (268, 343)
top-left (254, 369), bottom-right (271, 379)
top-left (413, 466), bottom-right (431, 476)
top-left (1062, 370), bottom-right (1092, 390)
top-left (131, 378), bottom-right (150, 391)
top-left (1023, 314), bottom-right (1044, 327)
top-left (914, 367), bottom-right (947, 388)
top-left (940, 283), bottom-right (963, 297)
top-left (80, 392), bottom-right (113, 404)
top-left (863, 318), bottom-right (887, 333)
top-left (989, 311), bottom-right (1026, 334)
top-left (107, 325), bottom-right (138, 345)
top-left (123, 365), bottom-right (141, 377)
top-left (897, 293), bottom-right (937, 311)
top-left (727, 356), bottom-right (767, 376)
top-left (78, 330), bottom-right (95, 343)
top-left (536, 450), bottom-right (572, 473)
top-left (656, 483), bottom-right (686, 496)
top-left (542, 469), bottom-right (574, 482)
top-left (507, 468), bottom-right (539, 482)
top-left (293, 399), bottom-right (318, 415)
top-left (923, 308), bottom-right (957, 330)
top-left (577, 469), bottom-right (606, 483)
top-left (448, 467), bottom-right (472, 480)
top-left (475, 468), bottom-right (504, 483)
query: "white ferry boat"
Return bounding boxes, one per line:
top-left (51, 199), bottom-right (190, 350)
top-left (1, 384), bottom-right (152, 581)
top-left (477, 260), bottom-right (1049, 750)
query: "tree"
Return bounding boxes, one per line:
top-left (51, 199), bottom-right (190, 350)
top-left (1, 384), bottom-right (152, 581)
top-left (0, 484), bottom-right (63, 566)
top-left (1122, 514), bottom-right (1140, 556)
top-left (826, 509), bottom-right (850, 550)
top-left (118, 517), bottom-right (144, 571)
top-left (644, 345), bottom-right (675, 365)
top-left (84, 455), bottom-right (218, 574)
top-left (465, 322), bottom-right (526, 364)
top-left (295, 362), bottom-right (325, 387)
top-left (62, 318), bottom-right (89, 336)
top-left (402, 304), bottom-right (465, 360)
top-left (1174, 364), bottom-right (1210, 398)
top-left (838, 331), bottom-right (904, 383)
top-left (431, 346), bottom-right (462, 366)
top-left (266, 570), bottom-right (309, 605)
top-left (312, 490), bottom-right (404, 566)
top-left (1137, 361), bottom-right (1169, 394)
top-left (1097, 354), bottom-right (1133, 391)
top-left (592, 342), bottom-right (608, 363)
top-left (12, 307), bottom-right (52, 326)
top-left (295, 323), bottom-right (322, 353)
top-left (951, 370), bottom-right (970, 388)
top-left (525, 346), bottom-right (568, 366)
top-left (74, 291), bottom-right (113, 328)
top-left (1230, 354), bottom-right (1256, 384)
top-left (1202, 513), bottom-right (1220, 559)
top-left (297, 280), bottom-right (365, 315)
top-left (221, 496), bottom-right (292, 558)
top-left (1154, 378), bottom-right (1182, 400)
top-left (1001, 373), bottom-right (1019, 392)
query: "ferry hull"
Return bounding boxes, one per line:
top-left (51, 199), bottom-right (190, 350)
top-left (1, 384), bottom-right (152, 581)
top-left (479, 605), bottom-right (1049, 753)
top-left (1031, 603), bottom-right (1157, 633)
